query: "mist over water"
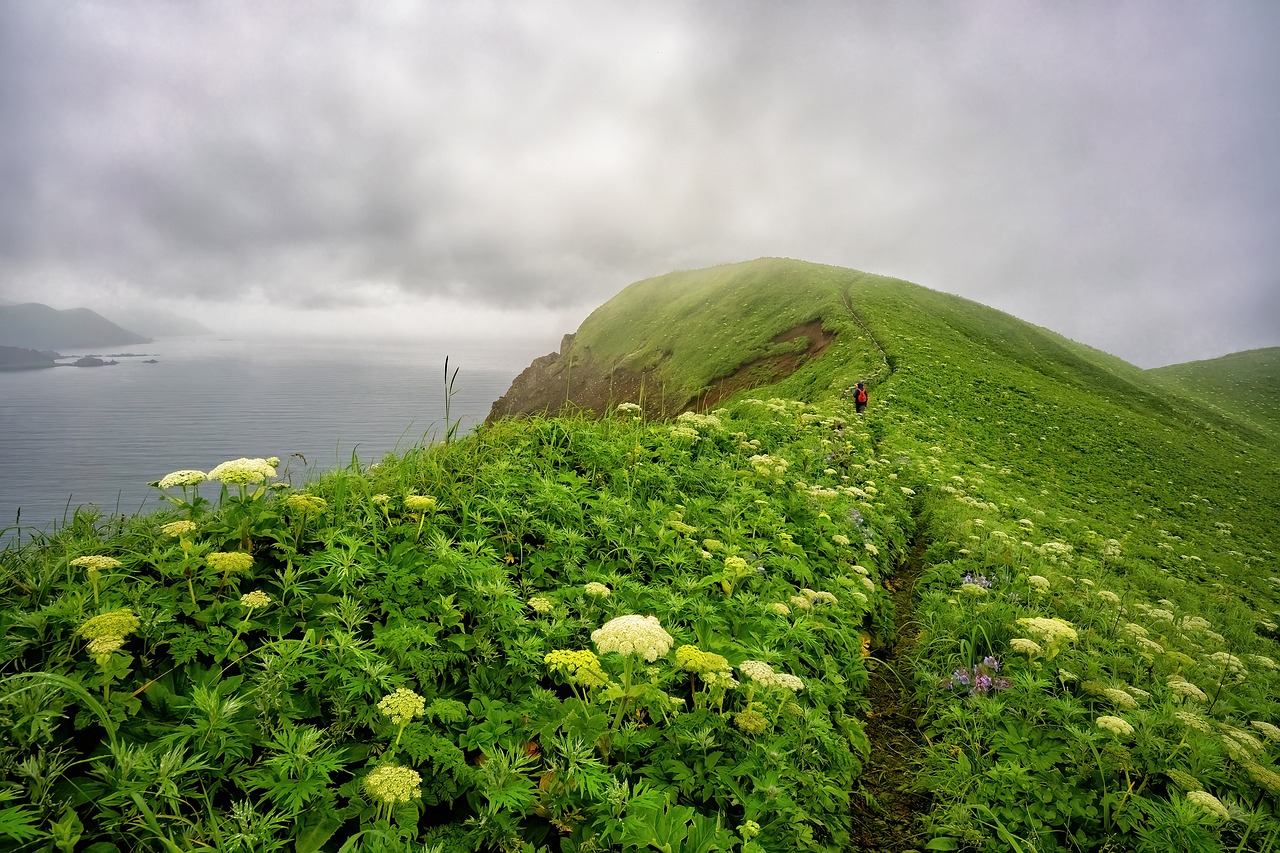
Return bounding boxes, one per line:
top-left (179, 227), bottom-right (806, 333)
top-left (0, 336), bottom-right (537, 537)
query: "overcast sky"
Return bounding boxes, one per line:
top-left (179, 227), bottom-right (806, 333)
top-left (1, 1), bottom-right (1276, 367)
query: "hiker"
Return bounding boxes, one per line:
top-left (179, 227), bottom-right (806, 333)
top-left (854, 381), bottom-right (868, 414)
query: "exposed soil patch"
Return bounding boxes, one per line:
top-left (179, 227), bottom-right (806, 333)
top-left (850, 537), bottom-right (932, 852)
top-left (486, 320), bottom-right (836, 423)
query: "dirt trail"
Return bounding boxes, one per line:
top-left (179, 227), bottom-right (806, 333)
top-left (849, 537), bottom-right (931, 851)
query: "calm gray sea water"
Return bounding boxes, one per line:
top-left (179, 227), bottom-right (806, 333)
top-left (0, 336), bottom-right (540, 538)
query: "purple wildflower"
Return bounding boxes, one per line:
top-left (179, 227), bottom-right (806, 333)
top-left (962, 573), bottom-right (993, 589)
top-left (944, 657), bottom-right (1009, 697)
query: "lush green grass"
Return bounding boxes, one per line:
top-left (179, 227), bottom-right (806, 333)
top-left (1149, 347), bottom-right (1280, 445)
top-left (2, 258), bottom-right (1277, 852)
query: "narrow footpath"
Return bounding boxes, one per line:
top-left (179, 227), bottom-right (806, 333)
top-left (849, 537), bottom-right (931, 852)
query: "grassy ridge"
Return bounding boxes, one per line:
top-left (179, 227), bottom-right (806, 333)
top-left (1149, 348), bottom-right (1280, 444)
top-left (1, 258), bottom-right (1277, 852)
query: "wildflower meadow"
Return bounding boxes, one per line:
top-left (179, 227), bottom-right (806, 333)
top-left (1, 259), bottom-right (1277, 852)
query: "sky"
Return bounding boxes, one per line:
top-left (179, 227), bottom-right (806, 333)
top-left (1, 1), bottom-right (1277, 368)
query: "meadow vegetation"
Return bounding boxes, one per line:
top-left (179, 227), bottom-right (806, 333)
top-left (1, 259), bottom-right (1277, 852)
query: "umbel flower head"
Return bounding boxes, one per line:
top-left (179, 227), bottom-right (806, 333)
top-left (739, 660), bottom-right (804, 692)
top-left (208, 457), bottom-right (277, 485)
top-left (87, 635), bottom-right (125, 664)
top-left (240, 590), bottom-right (271, 610)
top-left (1185, 790), bottom-right (1230, 822)
top-left (283, 493), bottom-right (329, 514)
top-left (160, 520), bottom-right (197, 538)
top-left (70, 555), bottom-right (122, 572)
top-left (378, 688), bottom-right (427, 726)
top-left (583, 582), bottom-right (612, 598)
top-left (207, 552), bottom-right (254, 573)
top-left (403, 494), bottom-right (437, 512)
top-left (158, 469), bottom-right (207, 489)
top-left (1096, 715), bottom-right (1135, 738)
top-left (592, 615), bottom-right (673, 662)
top-left (675, 645), bottom-right (731, 675)
top-left (363, 764), bottom-right (422, 806)
top-left (734, 708), bottom-right (768, 736)
top-left (79, 609), bottom-right (140, 641)
top-left (545, 649), bottom-right (611, 689)
top-left (527, 595), bottom-right (554, 614)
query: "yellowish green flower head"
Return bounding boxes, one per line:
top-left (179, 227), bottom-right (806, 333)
top-left (1206, 651), bottom-right (1248, 677)
top-left (767, 602), bottom-right (791, 616)
top-left (1102, 688), bottom-right (1139, 710)
top-left (160, 520), bottom-right (198, 537)
top-left (1015, 617), bottom-right (1077, 657)
top-left (158, 469), bottom-right (207, 489)
top-left (723, 556), bottom-right (750, 577)
top-left (363, 764), bottom-right (422, 806)
top-left (207, 552), bottom-right (254, 573)
top-left (240, 590), bottom-right (271, 609)
top-left (1027, 575), bottom-right (1050, 591)
top-left (1250, 720), bottom-right (1280, 742)
top-left (1219, 725), bottom-right (1264, 757)
top-left (675, 645), bottom-right (730, 675)
top-left (1243, 762), bottom-right (1280, 795)
top-left (371, 494), bottom-right (391, 504)
top-left (739, 820), bottom-right (761, 842)
top-left (208, 457), bottom-right (277, 485)
top-left (79, 608), bottom-right (140, 641)
top-left (1185, 790), bottom-right (1230, 821)
top-left (1010, 637), bottom-right (1043, 657)
top-left (1176, 710), bottom-right (1212, 733)
top-left (378, 688), bottom-right (427, 726)
top-left (584, 582), bottom-right (612, 598)
top-left (544, 649), bottom-right (611, 689)
top-left (615, 401), bottom-right (642, 416)
top-left (283, 493), bottom-right (329, 514)
top-left (70, 555), bottom-right (122, 571)
top-left (403, 494), bottom-right (437, 512)
top-left (789, 594), bottom-right (813, 611)
top-left (1164, 769), bottom-right (1204, 792)
top-left (591, 615), bottom-right (673, 662)
top-left (528, 595), bottom-right (554, 614)
top-left (734, 708), bottom-right (768, 736)
top-left (1167, 677), bottom-right (1208, 702)
top-left (87, 635), bottom-right (125, 663)
top-left (1096, 715), bottom-right (1135, 738)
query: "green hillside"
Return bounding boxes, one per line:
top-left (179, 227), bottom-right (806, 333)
top-left (1, 259), bottom-right (1277, 852)
top-left (1148, 348), bottom-right (1280, 445)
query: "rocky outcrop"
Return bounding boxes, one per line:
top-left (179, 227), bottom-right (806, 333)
top-left (487, 319), bottom-right (836, 422)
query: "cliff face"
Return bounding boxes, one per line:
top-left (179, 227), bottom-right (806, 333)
top-left (486, 319), bottom-right (836, 422)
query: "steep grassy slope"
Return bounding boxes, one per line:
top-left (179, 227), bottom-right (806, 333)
top-left (1148, 348), bottom-right (1280, 445)
top-left (2, 258), bottom-right (1277, 853)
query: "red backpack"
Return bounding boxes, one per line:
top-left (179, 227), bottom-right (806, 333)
top-left (856, 386), bottom-right (868, 404)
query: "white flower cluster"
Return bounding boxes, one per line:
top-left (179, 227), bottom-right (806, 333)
top-left (1186, 790), bottom-right (1230, 821)
top-left (158, 469), bottom-right (207, 489)
top-left (592, 615), bottom-right (673, 662)
top-left (738, 660), bottom-right (804, 692)
top-left (1167, 676), bottom-right (1208, 702)
top-left (584, 582), bottom-right (612, 598)
top-left (676, 411), bottom-right (723, 431)
top-left (208, 457), bottom-right (277, 485)
top-left (1096, 715), bottom-right (1135, 738)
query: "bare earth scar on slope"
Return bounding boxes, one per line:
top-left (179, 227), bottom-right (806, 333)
top-left (487, 319), bottom-right (836, 422)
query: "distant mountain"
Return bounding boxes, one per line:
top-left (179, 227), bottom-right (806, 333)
top-left (0, 303), bottom-right (151, 349)
top-left (0, 346), bottom-right (56, 370)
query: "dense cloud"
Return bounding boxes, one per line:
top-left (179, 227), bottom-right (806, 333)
top-left (1, 1), bottom-right (1276, 365)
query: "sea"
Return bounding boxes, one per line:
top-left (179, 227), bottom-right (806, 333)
top-left (0, 336), bottom-right (543, 541)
